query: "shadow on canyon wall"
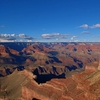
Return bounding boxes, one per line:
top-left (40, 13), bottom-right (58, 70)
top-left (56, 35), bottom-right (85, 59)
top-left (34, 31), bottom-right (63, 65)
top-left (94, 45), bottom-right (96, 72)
top-left (32, 98), bottom-right (40, 100)
top-left (33, 68), bottom-right (66, 84)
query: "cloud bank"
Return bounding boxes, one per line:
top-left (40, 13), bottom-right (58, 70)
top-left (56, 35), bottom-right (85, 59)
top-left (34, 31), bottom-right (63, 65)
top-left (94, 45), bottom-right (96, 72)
top-left (79, 24), bottom-right (89, 29)
top-left (0, 33), bottom-right (33, 42)
top-left (18, 34), bottom-right (33, 40)
top-left (42, 33), bottom-right (70, 39)
top-left (79, 24), bottom-right (100, 29)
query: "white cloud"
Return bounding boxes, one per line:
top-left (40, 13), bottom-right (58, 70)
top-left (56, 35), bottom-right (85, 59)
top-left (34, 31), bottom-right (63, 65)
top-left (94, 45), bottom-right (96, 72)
top-left (27, 40), bottom-right (32, 42)
top-left (41, 34), bottom-right (52, 39)
top-left (0, 39), bottom-right (15, 42)
top-left (18, 34), bottom-right (33, 40)
top-left (79, 24), bottom-right (89, 29)
top-left (82, 31), bottom-right (90, 34)
top-left (0, 34), bottom-right (16, 40)
top-left (11, 34), bottom-right (15, 37)
top-left (0, 33), bottom-right (34, 42)
top-left (90, 24), bottom-right (100, 28)
top-left (79, 23), bottom-right (100, 29)
top-left (18, 34), bottom-right (25, 38)
top-left (42, 33), bottom-right (70, 39)
top-left (70, 36), bottom-right (78, 41)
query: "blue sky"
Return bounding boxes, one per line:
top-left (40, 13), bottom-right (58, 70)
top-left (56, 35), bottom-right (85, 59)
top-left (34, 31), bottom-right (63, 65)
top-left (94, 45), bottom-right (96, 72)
top-left (0, 0), bottom-right (100, 42)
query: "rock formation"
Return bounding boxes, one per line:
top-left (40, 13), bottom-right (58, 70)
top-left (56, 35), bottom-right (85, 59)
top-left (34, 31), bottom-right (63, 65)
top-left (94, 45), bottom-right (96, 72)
top-left (0, 64), bottom-right (100, 100)
top-left (0, 42), bottom-right (100, 99)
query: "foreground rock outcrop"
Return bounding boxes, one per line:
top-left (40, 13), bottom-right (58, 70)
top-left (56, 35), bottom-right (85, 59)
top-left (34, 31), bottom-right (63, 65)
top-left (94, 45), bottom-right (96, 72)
top-left (0, 62), bottom-right (100, 100)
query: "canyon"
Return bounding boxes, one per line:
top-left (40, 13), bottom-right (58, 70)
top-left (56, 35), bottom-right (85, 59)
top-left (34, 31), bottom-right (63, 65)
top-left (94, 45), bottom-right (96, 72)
top-left (0, 42), bottom-right (100, 100)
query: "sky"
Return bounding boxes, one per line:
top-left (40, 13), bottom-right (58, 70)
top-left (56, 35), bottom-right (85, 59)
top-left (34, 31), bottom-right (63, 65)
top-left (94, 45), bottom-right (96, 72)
top-left (0, 0), bottom-right (100, 42)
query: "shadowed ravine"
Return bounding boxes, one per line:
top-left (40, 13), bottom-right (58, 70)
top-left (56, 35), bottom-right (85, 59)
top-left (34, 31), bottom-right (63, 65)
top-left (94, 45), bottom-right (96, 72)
top-left (33, 63), bottom-right (83, 84)
top-left (33, 67), bottom-right (66, 84)
top-left (33, 72), bottom-right (66, 84)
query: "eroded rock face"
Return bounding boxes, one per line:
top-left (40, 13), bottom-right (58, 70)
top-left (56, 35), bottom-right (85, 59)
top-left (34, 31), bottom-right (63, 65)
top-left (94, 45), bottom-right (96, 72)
top-left (0, 43), bottom-right (100, 99)
top-left (0, 42), bottom-right (100, 70)
top-left (21, 64), bottom-right (100, 100)
top-left (22, 43), bottom-right (100, 79)
top-left (22, 43), bottom-right (100, 66)
top-left (0, 45), bottom-right (19, 56)
top-left (0, 45), bottom-right (27, 66)
top-left (0, 65), bottom-right (100, 100)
